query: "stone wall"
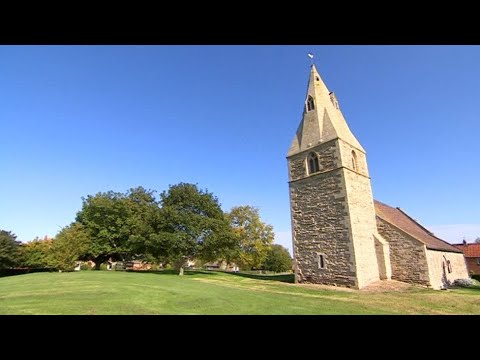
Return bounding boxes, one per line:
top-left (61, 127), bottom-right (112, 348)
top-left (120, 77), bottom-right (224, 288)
top-left (374, 233), bottom-right (392, 280)
top-left (376, 217), bottom-right (431, 286)
top-left (341, 141), bottom-right (380, 288)
top-left (288, 139), bottom-right (339, 182)
top-left (289, 140), bottom-right (357, 287)
top-left (338, 139), bottom-right (368, 176)
top-left (426, 250), bottom-right (469, 289)
top-left (289, 138), bottom-right (386, 289)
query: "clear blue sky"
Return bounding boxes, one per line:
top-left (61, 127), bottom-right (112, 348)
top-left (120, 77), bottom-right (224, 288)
top-left (1, 45), bottom-right (479, 253)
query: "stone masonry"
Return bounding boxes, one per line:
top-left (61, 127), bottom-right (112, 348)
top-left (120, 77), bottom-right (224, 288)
top-left (287, 63), bottom-right (469, 290)
top-left (287, 65), bottom-right (381, 289)
top-left (376, 217), bottom-right (430, 286)
top-left (425, 250), bottom-right (468, 289)
top-left (289, 140), bottom-right (357, 287)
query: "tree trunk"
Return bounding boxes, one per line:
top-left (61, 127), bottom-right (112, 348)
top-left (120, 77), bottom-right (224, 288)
top-left (95, 261), bottom-right (101, 270)
top-left (174, 259), bottom-right (185, 276)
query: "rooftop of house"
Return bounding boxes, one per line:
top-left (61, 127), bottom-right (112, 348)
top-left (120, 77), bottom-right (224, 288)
top-left (452, 242), bottom-right (480, 257)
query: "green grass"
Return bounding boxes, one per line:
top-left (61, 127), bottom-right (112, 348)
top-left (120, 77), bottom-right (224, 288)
top-left (0, 270), bottom-right (479, 314)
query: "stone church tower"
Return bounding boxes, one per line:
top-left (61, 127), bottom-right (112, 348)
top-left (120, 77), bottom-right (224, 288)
top-left (287, 64), bottom-right (391, 289)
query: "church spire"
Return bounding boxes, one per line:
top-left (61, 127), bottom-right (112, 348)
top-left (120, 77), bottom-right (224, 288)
top-left (288, 64), bottom-right (364, 157)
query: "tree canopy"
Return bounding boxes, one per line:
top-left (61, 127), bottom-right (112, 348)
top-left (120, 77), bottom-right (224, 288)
top-left (151, 183), bottom-right (235, 274)
top-left (0, 230), bottom-right (21, 269)
top-left (10, 183), bottom-right (279, 274)
top-left (227, 205), bottom-right (274, 270)
top-left (263, 244), bottom-right (292, 273)
top-left (75, 186), bottom-right (161, 269)
top-left (19, 237), bottom-right (54, 269)
top-left (50, 223), bottom-right (91, 271)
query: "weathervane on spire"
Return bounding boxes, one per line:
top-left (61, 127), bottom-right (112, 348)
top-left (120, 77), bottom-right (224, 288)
top-left (307, 53), bottom-right (314, 66)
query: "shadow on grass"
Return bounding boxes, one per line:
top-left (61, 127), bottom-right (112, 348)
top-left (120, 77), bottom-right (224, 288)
top-left (125, 269), bottom-right (220, 276)
top-left (228, 272), bottom-right (295, 283)
top-left (123, 269), bottom-right (294, 283)
top-left (451, 286), bottom-right (480, 293)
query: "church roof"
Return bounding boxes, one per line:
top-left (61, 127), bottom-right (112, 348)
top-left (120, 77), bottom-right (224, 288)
top-left (374, 200), bottom-right (462, 253)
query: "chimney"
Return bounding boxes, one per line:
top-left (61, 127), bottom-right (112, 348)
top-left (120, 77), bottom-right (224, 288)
top-left (463, 239), bottom-right (467, 245)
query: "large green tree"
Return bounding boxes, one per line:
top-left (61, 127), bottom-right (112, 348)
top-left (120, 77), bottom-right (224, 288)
top-left (19, 237), bottom-right (54, 268)
top-left (0, 230), bottom-right (20, 269)
top-left (263, 244), bottom-right (292, 273)
top-left (50, 223), bottom-right (91, 271)
top-left (122, 187), bottom-right (163, 261)
top-left (151, 183), bottom-right (235, 275)
top-left (227, 206), bottom-right (274, 270)
top-left (76, 187), bottom-right (161, 269)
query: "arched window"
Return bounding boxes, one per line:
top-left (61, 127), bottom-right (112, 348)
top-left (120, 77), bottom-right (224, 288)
top-left (307, 95), bottom-right (315, 111)
top-left (351, 150), bottom-right (358, 171)
top-left (307, 152), bottom-right (320, 174)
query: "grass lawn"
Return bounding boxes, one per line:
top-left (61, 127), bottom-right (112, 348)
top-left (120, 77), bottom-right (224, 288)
top-left (0, 270), bottom-right (478, 314)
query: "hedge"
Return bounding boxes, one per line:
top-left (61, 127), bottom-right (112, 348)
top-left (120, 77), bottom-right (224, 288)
top-left (0, 268), bottom-right (57, 278)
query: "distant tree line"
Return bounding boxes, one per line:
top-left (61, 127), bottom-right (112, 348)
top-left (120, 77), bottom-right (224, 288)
top-left (0, 183), bottom-right (292, 275)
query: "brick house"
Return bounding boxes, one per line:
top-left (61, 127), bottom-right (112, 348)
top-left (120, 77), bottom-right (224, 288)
top-left (453, 242), bottom-right (480, 275)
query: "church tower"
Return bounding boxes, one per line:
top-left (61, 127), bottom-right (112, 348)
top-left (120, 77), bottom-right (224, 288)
top-left (287, 64), bottom-right (384, 289)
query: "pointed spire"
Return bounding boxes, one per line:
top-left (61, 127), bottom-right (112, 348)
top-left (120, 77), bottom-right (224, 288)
top-left (310, 64), bottom-right (329, 94)
top-left (288, 64), bottom-right (364, 157)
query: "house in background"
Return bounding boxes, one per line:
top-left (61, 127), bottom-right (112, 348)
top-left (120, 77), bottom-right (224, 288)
top-left (113, 260), bottom-right (152, 271)
top-left (203, 261), bottom-right (239, 272)
top-left (453, 241), bottom-right (480, 275)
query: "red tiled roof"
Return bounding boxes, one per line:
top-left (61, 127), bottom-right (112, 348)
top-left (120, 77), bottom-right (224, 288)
top-left (374, 200), bottom-right (462, 253)
top-left (452, 243), bottom-right (480, 257)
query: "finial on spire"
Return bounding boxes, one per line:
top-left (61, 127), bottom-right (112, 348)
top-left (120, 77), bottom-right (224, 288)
top-left (307, 53), bottom-right (314, 66)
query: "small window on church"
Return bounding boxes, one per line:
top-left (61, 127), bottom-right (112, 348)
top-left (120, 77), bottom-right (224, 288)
top-left (318, 254), bottom-right (326, 269)
top-left (351, 150), bottom-right (358, 171)
top-left (307, 95), bottom-right (315, 111)
top-left (316, 76), bottom-right (320, 81)
top-left (307, 152), bottom-right (320, 174)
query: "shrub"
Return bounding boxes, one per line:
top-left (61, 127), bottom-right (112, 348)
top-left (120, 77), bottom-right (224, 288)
top-left (148, 263), bottom-right (160, 271)
top-left (0, 268), bottom-right (56, 278)
top-left (453, 278), bottom-right (480, 288)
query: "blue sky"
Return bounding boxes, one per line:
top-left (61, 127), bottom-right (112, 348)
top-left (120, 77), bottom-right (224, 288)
top-left (1, 45), bottom-right (479, 253)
